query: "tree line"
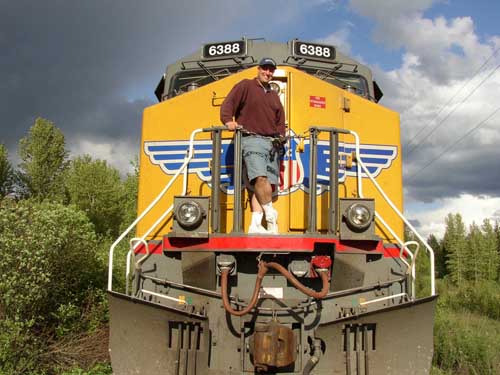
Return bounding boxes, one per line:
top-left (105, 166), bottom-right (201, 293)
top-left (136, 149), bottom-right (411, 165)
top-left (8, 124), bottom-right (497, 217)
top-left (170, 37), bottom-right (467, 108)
top-left (426, 213), bottom-right (500, 285)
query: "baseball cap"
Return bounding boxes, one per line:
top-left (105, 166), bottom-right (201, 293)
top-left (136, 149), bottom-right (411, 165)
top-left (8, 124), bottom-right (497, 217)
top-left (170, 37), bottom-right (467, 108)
top-left (258, 57), bottom-right (277, 68)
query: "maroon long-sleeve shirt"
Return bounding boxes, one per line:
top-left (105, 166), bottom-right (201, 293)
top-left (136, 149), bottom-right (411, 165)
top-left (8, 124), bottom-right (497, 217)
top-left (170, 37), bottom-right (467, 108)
top-left (220, 78), bottom-right (286, 136)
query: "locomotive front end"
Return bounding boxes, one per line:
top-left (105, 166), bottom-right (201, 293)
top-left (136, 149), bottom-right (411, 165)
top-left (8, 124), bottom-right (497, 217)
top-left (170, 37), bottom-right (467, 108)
top-left (108, 38), bottom-right (437, 375)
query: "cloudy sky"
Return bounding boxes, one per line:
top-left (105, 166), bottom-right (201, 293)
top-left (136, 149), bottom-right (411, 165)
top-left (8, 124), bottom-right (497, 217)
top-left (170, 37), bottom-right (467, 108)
top-left (2, 0), bottom-right (499, 237)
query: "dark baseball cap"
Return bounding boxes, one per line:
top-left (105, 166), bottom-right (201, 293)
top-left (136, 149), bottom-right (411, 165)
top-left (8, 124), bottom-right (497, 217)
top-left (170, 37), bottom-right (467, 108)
top-left (258, 57), bottom-right (277, 68)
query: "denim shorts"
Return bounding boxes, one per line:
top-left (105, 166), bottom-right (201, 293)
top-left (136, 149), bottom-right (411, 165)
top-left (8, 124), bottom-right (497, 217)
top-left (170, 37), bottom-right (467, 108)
top-left (242, 135), bottom-right (279, 185)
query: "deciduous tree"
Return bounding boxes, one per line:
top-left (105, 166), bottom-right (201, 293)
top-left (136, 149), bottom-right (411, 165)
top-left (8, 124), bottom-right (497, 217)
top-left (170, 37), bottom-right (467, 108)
top-left (64, 155), bottom-right (125, 236)
top-left (18, 118), bottom-right (68, 200)
top-left (120, 157), bottom-right (139, 231)
top-left (0, 144), bottom-right (14, 198)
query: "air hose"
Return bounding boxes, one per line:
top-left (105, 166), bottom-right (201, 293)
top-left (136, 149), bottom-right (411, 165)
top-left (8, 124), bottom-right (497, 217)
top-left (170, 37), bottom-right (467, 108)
top-left (220, 261), bottom-right (330, 316)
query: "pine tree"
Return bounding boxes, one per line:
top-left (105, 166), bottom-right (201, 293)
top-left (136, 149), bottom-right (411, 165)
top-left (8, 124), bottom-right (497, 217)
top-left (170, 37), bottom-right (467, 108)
top-left (467, 222), bottom-right (482, 283)
top-left (481, 219), bottom-right (499, 281)
top-left (443, 213), bottom-right (468, 286)
top-left (427, 233), bottom-right (445, 278)
top-left (495, 221), bottom-right (500, 282)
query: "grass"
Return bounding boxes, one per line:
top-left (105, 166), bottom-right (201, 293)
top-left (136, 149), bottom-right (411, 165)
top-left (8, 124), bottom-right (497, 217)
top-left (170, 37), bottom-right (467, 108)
top-left (433, 305), bottom-right (500, 374)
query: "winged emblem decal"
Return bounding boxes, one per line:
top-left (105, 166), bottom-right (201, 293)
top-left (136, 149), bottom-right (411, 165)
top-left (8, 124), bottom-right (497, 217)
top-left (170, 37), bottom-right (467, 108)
top-left (144, 136), bottom-right (397, 195)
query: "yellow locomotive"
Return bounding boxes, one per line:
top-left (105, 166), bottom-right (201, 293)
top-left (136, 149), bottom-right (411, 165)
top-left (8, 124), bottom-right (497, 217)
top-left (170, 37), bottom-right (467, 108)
top-left (107, 38), bottom-right (437, 374)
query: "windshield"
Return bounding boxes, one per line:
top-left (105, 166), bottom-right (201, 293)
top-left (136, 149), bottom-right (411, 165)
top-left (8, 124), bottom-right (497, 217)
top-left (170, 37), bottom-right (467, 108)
top-left (167, 66), bottom-right (370, 100)
top-left (300, 67), bottom-right (370, 99)
top-left (169, 67), bottom-right (241, 98)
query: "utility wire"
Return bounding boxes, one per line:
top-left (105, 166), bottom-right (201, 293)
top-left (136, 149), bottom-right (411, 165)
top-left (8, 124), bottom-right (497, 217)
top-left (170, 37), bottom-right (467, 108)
top-left (404, 46), bottom-right (500, 155)
top-left (405, 61), bottom-right (500, 158)
top-left (406, 106), bottom-right (500, 183)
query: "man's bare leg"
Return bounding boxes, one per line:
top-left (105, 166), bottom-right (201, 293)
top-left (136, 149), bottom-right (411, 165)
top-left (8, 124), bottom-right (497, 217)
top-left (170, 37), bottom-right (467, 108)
top-left (249, 193), bottom-right (264, 229)
top-left (253, 176), bottom-right (272, 205)
top-left (253, 176), bottom-right (278, 233)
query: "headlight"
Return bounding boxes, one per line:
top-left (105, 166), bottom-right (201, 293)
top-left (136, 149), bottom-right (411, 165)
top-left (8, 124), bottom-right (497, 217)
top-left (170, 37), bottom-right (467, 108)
top-left (175, 201), bottom-right (204, 229)
top-left (345, 203), bottom-right (373, 231)
top-left (269, 82), bottom-right (281, 94)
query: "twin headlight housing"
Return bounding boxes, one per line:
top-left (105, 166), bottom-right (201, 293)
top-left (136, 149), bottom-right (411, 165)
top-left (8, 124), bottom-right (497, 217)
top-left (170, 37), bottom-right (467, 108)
top-left (339, 198), bottom-right (376, 240)
top-left (171, 197), bottom-right (375, 240)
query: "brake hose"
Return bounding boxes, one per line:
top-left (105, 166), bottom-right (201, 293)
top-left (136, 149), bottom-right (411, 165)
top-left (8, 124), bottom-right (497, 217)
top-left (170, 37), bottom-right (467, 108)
top-left (220, 261), bottom-right (330, 316)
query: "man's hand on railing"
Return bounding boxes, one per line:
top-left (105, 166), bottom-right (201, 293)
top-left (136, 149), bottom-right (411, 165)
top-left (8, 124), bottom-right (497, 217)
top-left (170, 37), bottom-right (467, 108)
top-left (225, 121), bottom-right (242, 131)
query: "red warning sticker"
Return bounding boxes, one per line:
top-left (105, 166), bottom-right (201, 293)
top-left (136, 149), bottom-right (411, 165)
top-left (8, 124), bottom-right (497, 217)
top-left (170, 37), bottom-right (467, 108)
top-left (309, 96), bottom-right (326, 108)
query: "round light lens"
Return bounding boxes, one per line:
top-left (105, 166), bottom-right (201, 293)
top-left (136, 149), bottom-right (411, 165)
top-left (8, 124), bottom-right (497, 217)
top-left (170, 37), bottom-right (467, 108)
top-left (176, 201), bottom-right (203, 229)
top-left (345, 203), bottom-right (372, 231)
top-left (269, 82), bottom-right (281, 94)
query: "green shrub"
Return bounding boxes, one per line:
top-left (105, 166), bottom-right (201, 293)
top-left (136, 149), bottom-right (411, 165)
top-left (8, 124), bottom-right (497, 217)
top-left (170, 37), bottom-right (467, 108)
top-left (438, 279), bottom-right (500, 320)
top-left (0, 200), bottom-right (103, 320)
top-left (0, 319), bottom-right (43, 375)
top-left (0, 200), bottom-right (107, 374)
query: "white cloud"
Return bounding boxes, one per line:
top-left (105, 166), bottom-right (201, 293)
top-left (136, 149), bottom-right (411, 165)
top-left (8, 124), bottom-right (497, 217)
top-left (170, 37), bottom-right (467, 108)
top-left (69, 138), bottom-right (137, 176)
top-left (349, 1), bottom-right (493, 83)
top-left (406, 194), bottom-right (500, 238)
top-left (317, 25), bottom-right (352, 55)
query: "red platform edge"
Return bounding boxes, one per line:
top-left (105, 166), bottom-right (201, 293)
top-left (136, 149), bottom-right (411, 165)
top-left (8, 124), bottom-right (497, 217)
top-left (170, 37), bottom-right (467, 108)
top-left (132, 236), bottom-right (405, 258)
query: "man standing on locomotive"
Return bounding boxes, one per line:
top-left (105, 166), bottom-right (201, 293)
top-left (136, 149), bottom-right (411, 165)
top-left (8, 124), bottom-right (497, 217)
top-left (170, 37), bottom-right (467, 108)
top-left (220, 57), bottom-right (286, 234)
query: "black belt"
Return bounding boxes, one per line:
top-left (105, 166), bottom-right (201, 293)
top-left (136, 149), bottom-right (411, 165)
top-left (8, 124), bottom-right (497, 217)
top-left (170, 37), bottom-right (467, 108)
top-left (241, 133), bottom-right (278, 138)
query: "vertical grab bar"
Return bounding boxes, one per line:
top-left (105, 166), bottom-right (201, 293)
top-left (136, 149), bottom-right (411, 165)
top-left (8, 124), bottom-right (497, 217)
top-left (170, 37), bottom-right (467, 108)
top-left (307, 128), bottom-right (318, 233)
top-left (308, 126), bottom-right (348, 235)
top-left (328, 132), bottom-right (339, 235)
top-left (232, 129), bottom-right (243, 233)
top-left (210, 128), bottom-right (222, 233)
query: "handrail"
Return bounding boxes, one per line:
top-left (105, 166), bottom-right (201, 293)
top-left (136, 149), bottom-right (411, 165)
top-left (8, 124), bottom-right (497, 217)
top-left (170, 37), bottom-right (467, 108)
top-left (402, 241), bottom-right (420, 298)
top-left (348, 130), bottom-right (436, 296)
top-left (359, 292), bottom-right (408, 306)
top-left (126, 238), bottom-right (148, 295)
top-left (108, 128), bottom-right (204, 291)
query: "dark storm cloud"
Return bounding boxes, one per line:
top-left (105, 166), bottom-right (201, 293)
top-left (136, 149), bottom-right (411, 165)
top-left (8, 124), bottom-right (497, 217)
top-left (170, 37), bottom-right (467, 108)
top-left (404, 142), bottom-right (500, 202)
top-left (0, 0), bottom-right (253, 161)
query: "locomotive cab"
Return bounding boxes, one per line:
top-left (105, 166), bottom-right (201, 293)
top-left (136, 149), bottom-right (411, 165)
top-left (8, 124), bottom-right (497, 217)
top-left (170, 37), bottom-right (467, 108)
top-left (108, 38), bottom-right (437, 375)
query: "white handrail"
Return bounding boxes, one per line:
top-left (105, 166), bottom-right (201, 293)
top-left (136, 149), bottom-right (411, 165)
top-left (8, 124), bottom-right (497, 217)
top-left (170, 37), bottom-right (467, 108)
top-left (402, 241), bottom-right (420, 298)
top-left (373, 210), bottom-right (416, 298)
top-left (108, 128), bottom-right (204, 291)
top-left (348, 130), bottom-right (436, 296)
top-left (359, 293), bottom-right (408, 306)
top-left (126, 238), bottom-right (148, 294)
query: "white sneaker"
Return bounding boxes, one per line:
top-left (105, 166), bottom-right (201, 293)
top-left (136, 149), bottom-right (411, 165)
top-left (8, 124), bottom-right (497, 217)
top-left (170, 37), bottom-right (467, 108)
top-left (248, 223), bottom-right (269, 234)
top-left (266, 209), bottom-right (279, 234)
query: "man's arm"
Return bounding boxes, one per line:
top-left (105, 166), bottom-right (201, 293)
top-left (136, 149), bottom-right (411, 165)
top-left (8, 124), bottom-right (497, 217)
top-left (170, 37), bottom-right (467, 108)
top-left (276, 101), bottom-right (286, 136)
top-left (220, 80), bottom-right (246, 130)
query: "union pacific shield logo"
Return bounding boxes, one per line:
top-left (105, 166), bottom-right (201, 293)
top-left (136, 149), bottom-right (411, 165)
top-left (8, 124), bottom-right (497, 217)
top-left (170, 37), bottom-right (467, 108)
top-left (144, 136), bottom-right (397, 195)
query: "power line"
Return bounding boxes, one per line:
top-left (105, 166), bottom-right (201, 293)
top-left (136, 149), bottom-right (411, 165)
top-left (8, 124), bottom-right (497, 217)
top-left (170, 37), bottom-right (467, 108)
top-left (405, 61), bottom-right (500, 158)
top-left (404, 46), bottom-right (500, 155)
top-left (406, 106), bottom-right (500, 183)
